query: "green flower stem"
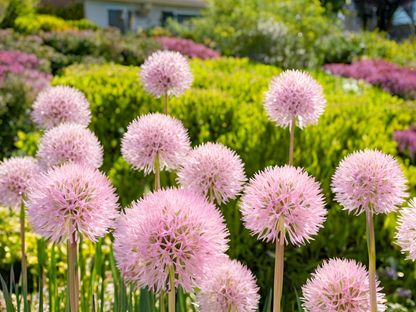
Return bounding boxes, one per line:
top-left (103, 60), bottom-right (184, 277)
top-left (273, 215), bottom-right (285, 312)
top-left (289, 118), bottom-right (295, 166)
top-left (366, 210), bottom-right (377, 312)
top-left (168, 266), bottom-right (175, 312)
top-left (20, 196), bottom-right (28, 312)
top-left (155, 153), bottom-right (161, 190)
top-left (160, 290), bottom-right (166, 312)
top-left (164, 91), bottom-right (168, 115)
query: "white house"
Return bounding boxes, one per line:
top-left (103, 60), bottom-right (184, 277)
top-left (84, 0), bottom-right (206, 32)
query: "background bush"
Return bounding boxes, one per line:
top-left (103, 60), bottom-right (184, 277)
top-left (14, 14), bottom-right (99, 34)
top-left (0, 50), bottom-right (51, 158)
top-left (12, 58), bottom-right (410, 310)
top-left (0, 0), bottom-right (38, 28)
top-left (167, 0), bottom-right (416, 69)
top-left (324, 59), bottom-right (416, 100)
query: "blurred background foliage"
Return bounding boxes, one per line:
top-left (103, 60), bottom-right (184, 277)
top-left (1, 0), bottom-right (416, 310)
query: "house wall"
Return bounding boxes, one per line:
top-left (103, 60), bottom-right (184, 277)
top-left (84, 0), bottom-right (202, 31)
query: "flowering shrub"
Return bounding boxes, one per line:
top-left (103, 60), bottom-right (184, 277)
top-left (155, 37), bottom-right (220, 59)
top-left (324, 59), bottom-right (416, 99)
top-left (0, 50), bottom-right (52, 157)
top-left (0, 50), bottom-right (51, 90)
top-left (394, 126), bottom-right (416, 162)
top-left (0, 29), bottom-right (70, 73)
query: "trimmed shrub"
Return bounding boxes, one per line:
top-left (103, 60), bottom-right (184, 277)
top-left (14, 14), bottom-right (99, 34)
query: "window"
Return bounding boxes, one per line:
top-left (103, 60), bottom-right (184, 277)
top-left (162, 11), bottom-right (174, 26)
top-left (108, 9), bottom-right (125, 33)
top-left (108, 9), bottom-right (134, 33)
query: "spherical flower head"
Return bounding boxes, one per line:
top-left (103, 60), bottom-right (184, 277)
top-left (36, 123), bottom-right (103, 170)
top-left (139, 50), bottom-right (193, 98)
top-left (32, 85), bottom-right (91, 129)
top-left (197, 258), bottom-right (260, 312)
top-left (301, 258), bottom-right (387, 312)
top-left (396, 198), bottom-right (416, 261)
top-left (0, 157), bottom-right (41, 207)
top-left (331, 149), bottom-right (408, 215)
top-left (240, 165), bottom-right (326, 246)
top-left (121, 113), bottom-right (191, 175)
top-left (26, 162), bottom-right (119, 245)
top-left (113, 188), bottom-right (229, 293)
top-left (264, 70), bottom-right (326, 129)
top-left (177, 142), bottom-right (246, 205)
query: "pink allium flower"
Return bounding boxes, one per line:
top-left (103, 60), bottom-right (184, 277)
top-left (177, 142), bottom-right (246, 204)
top-left (0, 157), bottom-right (41, 207)
top-left (396, 198), bottom-right (416, 260)
top-left (301, 258), bottom-right (387, 312)
top-left (331, 149), bottom-right (408, 215)
top-left (139, 50), bottom-right (193, 98)
top-left (113, 188), bottom-right (229, 293)
top-left (197, 258), bottom-right (260, 312)
top-left (26, 162), bottom-right (119, 245)
top-left (32, 85), bottom-right (91, 129)
top-left (37, 123), bottom-right (103, 170)
top-left (121, 113), bottom-right (191, 175)
top-left (264, 70), bottom-right (326, 129)
top-left (240, 165), bottom-right (326, 246)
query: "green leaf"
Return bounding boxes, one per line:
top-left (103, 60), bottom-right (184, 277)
top-left (294, 287), bottom-right (303, 312)
top-left (262, 288), bottom-right (272, 312)
top-left (0, 273), bottom-right (15, 312)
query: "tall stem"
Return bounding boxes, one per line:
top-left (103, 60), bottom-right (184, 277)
top-left (20, 197), bottom-right (28, 309)
top-left (289, 118), bottom-right (295, 166)
top-left (155, 153), bottom-right (161, 190)
top-left (273, 117), bottom-right (295, 312)
top-left (273, 215), bottom-right (285, 312)
top-left (164, 91), bottom-right (168, 115)
top-left (366, 210), bottom-right (377, 312)
top-left (168, 266), bottom-right (175, 312)
top-left (68, 232), bottom-right (79, 312)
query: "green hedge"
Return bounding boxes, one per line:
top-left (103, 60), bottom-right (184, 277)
top-left (11, 58), bottom-right (416, 309)
top-left (14, 14), bottom-right (99, 34)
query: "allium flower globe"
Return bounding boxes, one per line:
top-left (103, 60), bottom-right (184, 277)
top-left (332, 150), bottom-right (408, 215)
top-left (113, 188), bottom-right (229, 293)
top-left (121, 113), bottom-right (191, 175)
top-left (177, 142), bottom-right (246, 204)
top-left (396, 198), bottom-right (416, 260)
top-left (0, 157), bottom-right (41, 207)
top-left (301, 258), bottom-right (387, 312)
top-left (197, 258), bottom-right (260, 312)
top-left (26, 162), bottom-right (119, 244)
top-left (37, 123), bottom-right (103, 169)
top-left (240, 165), bottom-right (327, 246)
top-left (139, 50), bottom-right (193, 98)
top-left (32, 85), bottom-right (91, 129)
top-left (264, 70), bottom-right (326, 129)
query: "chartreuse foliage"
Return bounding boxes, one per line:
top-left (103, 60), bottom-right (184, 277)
top-left (5, 57), bottom-right (416, 310)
